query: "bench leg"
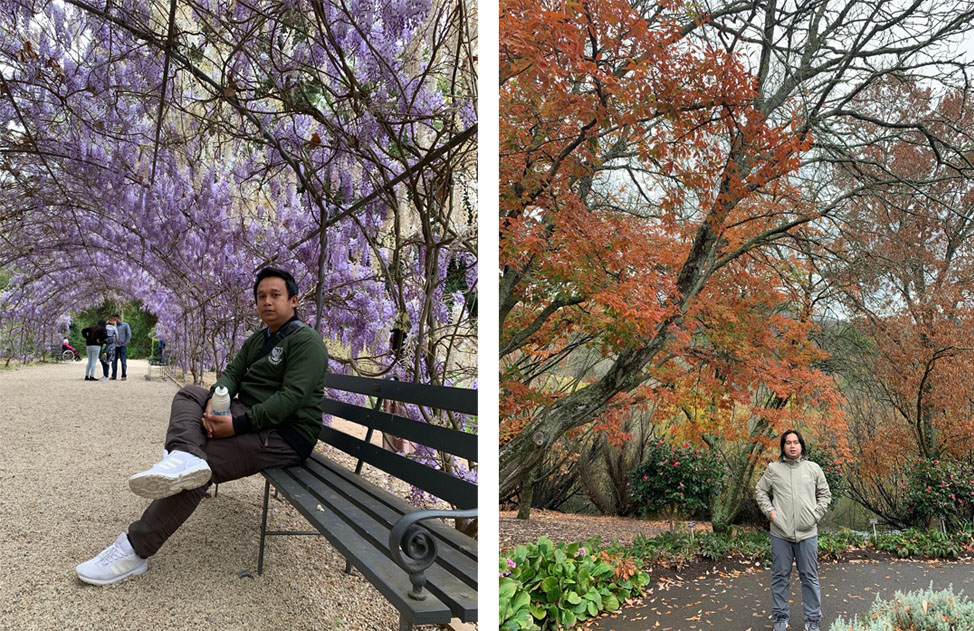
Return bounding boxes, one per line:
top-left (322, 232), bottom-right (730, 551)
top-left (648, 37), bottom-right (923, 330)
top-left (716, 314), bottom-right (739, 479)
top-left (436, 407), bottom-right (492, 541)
top-left (257, 478), bottom-right (271, 575)
top-left (398, 615), bottom-right (411, 631)
top-left (344, 559), bottom-right (353, 575)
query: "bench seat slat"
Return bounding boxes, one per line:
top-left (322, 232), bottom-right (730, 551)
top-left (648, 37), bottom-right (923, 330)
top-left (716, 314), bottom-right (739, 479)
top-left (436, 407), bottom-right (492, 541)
top-left (304, 454), bottom-right (478, 580)
top-left (262, 469), bottom-right (452, 626)
top-left (321, 399), bottom-right (478, 462)
top-left (284, 466), bottom-right (477, 619)
top-left (324, 373), bottom-right (477, 415)
top-left (256, 375), bottom-right (478, 628)
top-left (264, 466), bottom-right (477, 622)
top-left (318, 426), bottom-right (477, 509)
top-left (294, 459), bottom-right (477, 582)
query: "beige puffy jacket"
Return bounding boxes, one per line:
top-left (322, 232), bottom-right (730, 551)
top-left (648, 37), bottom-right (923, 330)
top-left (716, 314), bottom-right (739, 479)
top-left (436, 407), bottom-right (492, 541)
top-left (754, 457), bottom-right (831, 543)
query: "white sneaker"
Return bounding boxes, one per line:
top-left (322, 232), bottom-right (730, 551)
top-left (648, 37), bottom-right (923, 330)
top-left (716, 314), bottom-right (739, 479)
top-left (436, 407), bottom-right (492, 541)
top-left (128, 449), bottom-right (211, 499)
top-left (76, 533), bottom-right (147, 585)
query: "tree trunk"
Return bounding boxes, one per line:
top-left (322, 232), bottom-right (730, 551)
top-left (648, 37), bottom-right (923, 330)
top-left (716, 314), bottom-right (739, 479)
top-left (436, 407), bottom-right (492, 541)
top-left (517, 469), bottom-right (535, 520)
top-left (500, 140), bottom-right (750, 499)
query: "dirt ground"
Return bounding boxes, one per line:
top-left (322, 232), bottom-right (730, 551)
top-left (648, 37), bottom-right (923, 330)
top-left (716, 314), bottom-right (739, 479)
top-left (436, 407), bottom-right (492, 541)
top-left (499, 509), bottom-right (712, 552)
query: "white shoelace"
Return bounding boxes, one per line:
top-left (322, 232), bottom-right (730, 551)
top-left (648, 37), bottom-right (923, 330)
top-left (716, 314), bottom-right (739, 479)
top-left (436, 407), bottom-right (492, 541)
top-left (99, 542), bottom-right (129, 566)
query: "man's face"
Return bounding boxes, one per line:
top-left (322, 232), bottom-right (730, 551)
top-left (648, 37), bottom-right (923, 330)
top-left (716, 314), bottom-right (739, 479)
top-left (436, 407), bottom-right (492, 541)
top-left (256, 276), bottom-right (298, 331)
top-left (783, 433), bottom-right (802, 459)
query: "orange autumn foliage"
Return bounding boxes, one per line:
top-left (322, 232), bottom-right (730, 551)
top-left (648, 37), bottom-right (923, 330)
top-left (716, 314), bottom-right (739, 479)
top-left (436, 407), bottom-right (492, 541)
top-left (500, 0), bottom-right (840, 453)
top-left (834, 77), bottom-right (974, 464)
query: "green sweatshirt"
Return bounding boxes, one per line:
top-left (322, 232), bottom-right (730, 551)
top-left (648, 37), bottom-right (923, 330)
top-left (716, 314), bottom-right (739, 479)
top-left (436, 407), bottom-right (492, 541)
top-left (215, 319), bottom-right (328, 458)
top-left (754, 456), bottom-right (831, 543)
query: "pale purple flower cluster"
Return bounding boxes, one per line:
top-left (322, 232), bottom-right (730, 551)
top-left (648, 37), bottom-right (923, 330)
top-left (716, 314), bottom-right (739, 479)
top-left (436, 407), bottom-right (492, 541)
top-left (0, 0), bottom-right (477, 516)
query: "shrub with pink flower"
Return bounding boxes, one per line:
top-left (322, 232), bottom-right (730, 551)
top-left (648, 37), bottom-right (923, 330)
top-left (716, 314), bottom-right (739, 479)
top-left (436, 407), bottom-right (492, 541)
top-left (905, 458), bottom-right (974, 528)
top-left (806, 446), bottom-right (846, 509)
top-left (628, 439), bottom-right (725, 519)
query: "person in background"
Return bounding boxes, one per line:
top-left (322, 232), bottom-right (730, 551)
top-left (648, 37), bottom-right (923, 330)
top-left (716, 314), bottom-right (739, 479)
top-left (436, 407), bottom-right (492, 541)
top-left (61, 338), bottom-right (79, 359)
top-left (111, 314), bottom-right (132, 380)
top-left (754, 430), bottom-right (832, 631)
top-left (81, 322), bottom-right (105, 381)
top-left (101, 318), bottom-right (117, 380)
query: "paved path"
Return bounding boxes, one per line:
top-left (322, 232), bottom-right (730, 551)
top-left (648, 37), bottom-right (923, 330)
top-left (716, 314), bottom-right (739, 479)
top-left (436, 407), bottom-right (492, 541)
top-left (588, 558), bottom-right (974, 631)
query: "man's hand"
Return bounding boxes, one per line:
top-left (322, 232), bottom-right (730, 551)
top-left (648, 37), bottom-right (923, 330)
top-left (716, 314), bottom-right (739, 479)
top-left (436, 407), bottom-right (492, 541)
top-left (202, 408), bottom-right (235, 438)
top-left (769, 510), bottom-right (776, 522)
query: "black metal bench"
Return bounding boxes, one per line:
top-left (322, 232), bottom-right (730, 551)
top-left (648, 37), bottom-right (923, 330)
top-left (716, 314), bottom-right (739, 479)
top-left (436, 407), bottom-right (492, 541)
top-left (256, 373), bottom-right (478, 630)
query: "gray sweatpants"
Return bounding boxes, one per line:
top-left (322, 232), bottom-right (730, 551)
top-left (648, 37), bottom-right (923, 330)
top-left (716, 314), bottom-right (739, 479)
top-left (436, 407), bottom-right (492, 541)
top-left (127, 385), bottom-right (304, 558)
top-left (770, 532), bottom-right (821, 624)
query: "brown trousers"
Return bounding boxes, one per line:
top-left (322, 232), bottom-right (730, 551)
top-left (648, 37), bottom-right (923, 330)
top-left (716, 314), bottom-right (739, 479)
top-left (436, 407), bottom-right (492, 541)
top-left (127, 385), bottom-right (303, 558)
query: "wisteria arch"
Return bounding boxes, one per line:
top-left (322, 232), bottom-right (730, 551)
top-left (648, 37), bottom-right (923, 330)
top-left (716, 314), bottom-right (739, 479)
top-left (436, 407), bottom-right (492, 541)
top-left (0, 0), bottom-right (478, 395)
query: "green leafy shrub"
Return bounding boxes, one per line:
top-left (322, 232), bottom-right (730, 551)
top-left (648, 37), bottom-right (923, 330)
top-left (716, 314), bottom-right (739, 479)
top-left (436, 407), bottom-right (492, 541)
top-left (628, 440), bottom-right (725, 519)
top-left (818, 529), bottom-right (866, 560)
top-left (806, 447), bottom-right (846, 509)
top-left (732, 530), bottom-right (773, 564)
top-left (500, 578), bottom-right (538, 631)
top-left (952, 523), bottom-right (974, 553)
top-left (905, 458), bottom-right (974, 529)
top-left (499, 537), bottom-right (649, 630)
top-left (608, 529), bottom-right (772, 568)
top-left (829, 585), bottom-right (974, 631)
top-left (696, 531), bottom-right (732, 560)
top-left (872, 529), bottom-right (962, 559)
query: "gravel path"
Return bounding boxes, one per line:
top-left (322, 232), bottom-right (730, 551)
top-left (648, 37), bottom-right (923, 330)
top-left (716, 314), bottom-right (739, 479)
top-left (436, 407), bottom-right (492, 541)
top-left (0, 359), bottom-right (410, 630)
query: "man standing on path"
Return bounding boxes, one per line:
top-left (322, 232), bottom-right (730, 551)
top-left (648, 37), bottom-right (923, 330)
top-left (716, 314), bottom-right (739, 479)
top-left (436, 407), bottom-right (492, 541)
top-left (755, 430), bottom-right (831, 631)
top-left (75, 267), bottom-right (328, 585)
top-left (111, 314), bottom-right (131, 380)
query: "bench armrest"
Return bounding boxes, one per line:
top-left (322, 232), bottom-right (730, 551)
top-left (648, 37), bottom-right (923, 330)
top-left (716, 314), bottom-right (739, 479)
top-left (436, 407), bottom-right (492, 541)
top-left (388, 508), bottom-right (478, 601)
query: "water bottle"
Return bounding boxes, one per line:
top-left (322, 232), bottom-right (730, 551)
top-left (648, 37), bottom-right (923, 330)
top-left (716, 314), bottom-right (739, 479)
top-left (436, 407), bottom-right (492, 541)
top-left (211, 385), bottom-right (231, 416)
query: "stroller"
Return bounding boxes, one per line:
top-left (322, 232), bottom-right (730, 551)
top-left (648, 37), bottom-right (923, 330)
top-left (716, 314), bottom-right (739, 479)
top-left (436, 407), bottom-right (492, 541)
top-left (61, 339), bottom-right (82, 361)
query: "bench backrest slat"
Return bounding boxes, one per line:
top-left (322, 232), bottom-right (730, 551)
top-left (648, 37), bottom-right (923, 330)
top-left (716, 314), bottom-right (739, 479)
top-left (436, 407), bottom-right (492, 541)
top-left (321, 399), bottom-right (478, 463)
top-left (318, 425), bottom-right (477, 509)
top-left (324, 373), bottom-right (476, 415)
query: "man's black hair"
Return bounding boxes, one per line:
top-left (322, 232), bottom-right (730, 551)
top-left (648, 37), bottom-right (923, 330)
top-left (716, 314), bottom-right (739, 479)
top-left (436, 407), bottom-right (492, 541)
top-left (112, 313), bottom-right (121, 319)
top-left (779, 429), bottom-right (807, 460)
top-left (253, 267), bottom-right (299, 301)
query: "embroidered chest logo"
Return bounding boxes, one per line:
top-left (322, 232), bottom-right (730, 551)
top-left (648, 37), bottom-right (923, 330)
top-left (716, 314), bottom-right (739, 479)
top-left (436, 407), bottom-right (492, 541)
top-left (269, 347), bottom-right (284, 365)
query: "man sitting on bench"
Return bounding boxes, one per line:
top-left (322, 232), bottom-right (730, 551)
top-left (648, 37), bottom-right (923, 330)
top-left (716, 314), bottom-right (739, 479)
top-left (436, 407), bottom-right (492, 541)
top-left (76, 267), bottom-right (329, 585)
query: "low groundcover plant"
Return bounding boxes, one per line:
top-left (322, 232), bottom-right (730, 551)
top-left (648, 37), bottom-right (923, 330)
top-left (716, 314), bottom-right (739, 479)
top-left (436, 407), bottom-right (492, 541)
top-left (499, 537), bottom-right (649, 631)
top-left (829, 585), bottom-right (974, 631)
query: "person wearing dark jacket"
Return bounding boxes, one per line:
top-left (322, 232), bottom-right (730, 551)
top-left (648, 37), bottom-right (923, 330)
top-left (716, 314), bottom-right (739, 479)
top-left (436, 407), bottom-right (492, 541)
top-left (80, 322), bottom-right (105, 381)
top-left (76, 268), bottom-right (328, 585)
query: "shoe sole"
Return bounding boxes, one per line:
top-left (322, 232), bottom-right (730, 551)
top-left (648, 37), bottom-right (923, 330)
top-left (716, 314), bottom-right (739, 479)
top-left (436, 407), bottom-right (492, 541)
top-left (128, 465), bottom-right (212, 499)
top-left (76, 560), bottom-right (148, 585)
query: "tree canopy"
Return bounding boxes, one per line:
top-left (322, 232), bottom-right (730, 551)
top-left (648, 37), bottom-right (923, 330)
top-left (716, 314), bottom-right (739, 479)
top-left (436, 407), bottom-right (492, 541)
top-left (499, 0), bottom-right (974, 515)
top-left (0, 0), bottom-right (478, 389)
